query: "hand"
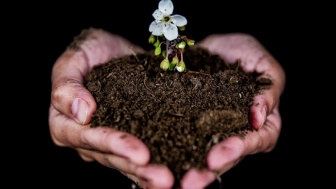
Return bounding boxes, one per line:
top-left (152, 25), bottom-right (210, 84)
top-left (49, 28), bottom-right (174, 189)
top-left (179, 33), bottom-right (286, 188)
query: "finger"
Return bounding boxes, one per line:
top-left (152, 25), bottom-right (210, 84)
top-left (81, 128), bottom-right (150, 165)
top-left (77, 148), bottom-right (139, 174)
top-left (51, 28), bottom-right (145, 125)
top-left (249, 91), bottom-right (276, 129)
top-left (207, 111), bottom-right (281, 171)
top-left (249, 108), bottom-right (282, 154)
top-left (249, 54), bottom-right (285, 129)
top-left (77, 148), bottom-right (152, 189)
top-left (180, 168), bottom-right (215, 189)
top-left (49, 107), bottom-right (150, 165)
top-left (134, 165), bottom-right (175, 189)
top-left (249, 95), bottom-right (267, 129)
top-left (121, 171), bottom-right (173, 189)
top-left (207, 136), bottom-right (245, 171)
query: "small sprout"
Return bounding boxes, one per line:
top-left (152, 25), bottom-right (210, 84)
top-left (148, 0), bottom-right (195, 72)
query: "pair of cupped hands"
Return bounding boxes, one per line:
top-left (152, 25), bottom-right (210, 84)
top-left (49, 28), bottom-right (285, 189)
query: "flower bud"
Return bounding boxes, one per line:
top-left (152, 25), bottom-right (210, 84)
top-left (154, 39), bottom-right (160, 48)
top-left (176, 60), bottom-right (186, 72)
top-left (178, 26), bottom-right (186, 31)
top-left (148, 35), bottom-right (156, 44)
top-left (155, 46), bottom-right (162, 56)
top-left (187, 39), bottom-right (195, 46)
top-left (160, 58), bottom-right (170, 71)
top-left (176, 41), bottom-right (186, 49)
top-left (162, 50), bottom-right (166, 57)
top-left (169, 56), bottom-right (179, 71)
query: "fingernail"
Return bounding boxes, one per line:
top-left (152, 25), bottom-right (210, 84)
top-left (72, 98), bottom-right (88, 125)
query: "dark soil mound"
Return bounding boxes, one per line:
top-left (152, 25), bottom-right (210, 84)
top-left (84, 47), bottom-right (271, 187)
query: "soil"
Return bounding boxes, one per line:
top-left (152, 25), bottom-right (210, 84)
top-left (84, 47), bottom-right (272, 188)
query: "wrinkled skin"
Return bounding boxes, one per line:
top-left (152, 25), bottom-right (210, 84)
top-left (49, 28), bottom-right (285, 189)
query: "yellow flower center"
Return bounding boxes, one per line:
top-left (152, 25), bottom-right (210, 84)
top-left (163, 16), bottom-right (171, 23)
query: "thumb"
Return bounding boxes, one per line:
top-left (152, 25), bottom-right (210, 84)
top-left (51, 50), bottom-right (97, 125)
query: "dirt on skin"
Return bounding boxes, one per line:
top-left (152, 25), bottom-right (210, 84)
top-left (84, 46), bottom-right (272, 188)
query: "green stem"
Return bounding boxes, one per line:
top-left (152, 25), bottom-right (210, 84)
top-left (166, 39), bottom-right (170, 56)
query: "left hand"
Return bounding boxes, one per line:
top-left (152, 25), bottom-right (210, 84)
top-left (179, 33), bottom-right (286, 189)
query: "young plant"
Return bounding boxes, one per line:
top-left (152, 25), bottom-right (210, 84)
top-left (148, 0), bottom-right (195, 72)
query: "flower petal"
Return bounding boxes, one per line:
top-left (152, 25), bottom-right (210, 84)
top-left (171, 14), bottom-right (187, 27)
top-left (163, 23), bottom-right (178, 40)
top-left (152, 9), bottom-right (164, 21)
top-left (159, 0), bottom-right (173, 15)
top-left (149, 21), bottom-right (164, 36)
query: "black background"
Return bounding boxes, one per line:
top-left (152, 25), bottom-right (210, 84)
top-left (9, 0), bottom-right (330, 188)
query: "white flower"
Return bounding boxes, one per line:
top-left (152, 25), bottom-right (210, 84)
top-left (149, 0), bottom-right (187, 41)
